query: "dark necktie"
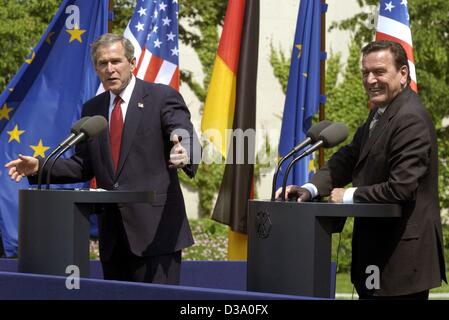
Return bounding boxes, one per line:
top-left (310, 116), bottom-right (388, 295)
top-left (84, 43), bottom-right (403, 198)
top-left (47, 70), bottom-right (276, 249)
top-left (110, 95), bottom-right (123, 171)
top-left (369, 109), bottom-right (383, 137)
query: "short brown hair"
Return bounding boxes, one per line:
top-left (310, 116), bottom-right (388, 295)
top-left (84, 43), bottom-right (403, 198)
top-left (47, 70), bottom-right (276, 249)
top-left (91, 33), bottom-right (135, 65)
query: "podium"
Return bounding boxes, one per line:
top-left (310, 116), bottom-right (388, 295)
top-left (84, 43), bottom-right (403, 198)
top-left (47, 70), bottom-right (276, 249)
top-left (247, 200), bottom-right (401, 298)
top-left (18, 189), bottom-right (154, 277)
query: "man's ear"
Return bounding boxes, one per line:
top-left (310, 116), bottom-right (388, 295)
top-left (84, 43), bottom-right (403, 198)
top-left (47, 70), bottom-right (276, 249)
top-left (400, 65), bottom-right (409, 86)
top-left (130, 57), bottom-right (137, 72)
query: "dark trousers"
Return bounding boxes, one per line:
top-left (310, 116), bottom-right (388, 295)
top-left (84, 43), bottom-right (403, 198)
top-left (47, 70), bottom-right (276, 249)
top-left (358, 289), bottom-right (429, 300)
top-left (99, 209), bottom-right (182, 284)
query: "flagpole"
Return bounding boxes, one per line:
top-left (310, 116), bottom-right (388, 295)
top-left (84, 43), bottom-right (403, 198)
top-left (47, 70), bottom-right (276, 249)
top-left (318, 0), bottom-right (326, 168)
top-left (108, 0), bottom-right (113, 32)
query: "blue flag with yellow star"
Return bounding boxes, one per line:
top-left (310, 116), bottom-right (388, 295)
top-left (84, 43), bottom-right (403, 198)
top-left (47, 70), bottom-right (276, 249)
top-left (276, 0), bottom-right (323, 190)
top-left (0, 0), bottom-right (108, 256)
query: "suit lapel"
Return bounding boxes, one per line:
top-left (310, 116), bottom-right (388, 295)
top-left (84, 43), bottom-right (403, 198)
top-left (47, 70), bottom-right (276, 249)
top-left (98, 93), bottom-right (115, 179)
top-left (356, 107), bottom-right (390, 166)
top-left (356, 87), bottom-right (410, 168)
top-left (115, 79), bottom-right (146, 177)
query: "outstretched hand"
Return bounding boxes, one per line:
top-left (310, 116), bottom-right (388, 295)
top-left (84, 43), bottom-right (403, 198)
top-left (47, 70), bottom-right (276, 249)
top-left (169, 134), bottom-right (189, 169)
top-left (5, 154), bottom-right (39, 182)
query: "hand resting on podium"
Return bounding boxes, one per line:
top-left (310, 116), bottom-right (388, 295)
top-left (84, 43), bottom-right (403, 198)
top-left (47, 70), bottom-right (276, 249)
top-left (275, 185), bottom-right (312, 202)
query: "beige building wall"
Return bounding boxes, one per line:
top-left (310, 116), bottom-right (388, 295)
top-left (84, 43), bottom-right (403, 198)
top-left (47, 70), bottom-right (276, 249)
top-left (179, 0), bottom-right (362, 219)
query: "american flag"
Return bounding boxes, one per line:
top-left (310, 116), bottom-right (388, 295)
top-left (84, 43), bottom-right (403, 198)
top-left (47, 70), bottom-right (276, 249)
top-left (124, 0), bottom-right (179, 90)
top-left (376, 0), bottom-right (417, 92)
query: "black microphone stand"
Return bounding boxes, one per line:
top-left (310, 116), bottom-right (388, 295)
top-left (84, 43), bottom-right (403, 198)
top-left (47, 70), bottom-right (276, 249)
top-left (280, 142), bottom-right (323, 201)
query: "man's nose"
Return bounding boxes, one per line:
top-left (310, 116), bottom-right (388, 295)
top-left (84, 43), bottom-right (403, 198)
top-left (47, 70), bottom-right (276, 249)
top-left (366, 72), bottom-right (377, 84)
top-left (106, 62), bottom-right (114, 73)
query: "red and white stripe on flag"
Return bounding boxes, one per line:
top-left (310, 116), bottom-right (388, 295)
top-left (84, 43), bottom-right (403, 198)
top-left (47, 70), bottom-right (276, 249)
top-left (124, 0), bottom-right (180, 90)
top-left (376, 0), bottom-right (417, 92)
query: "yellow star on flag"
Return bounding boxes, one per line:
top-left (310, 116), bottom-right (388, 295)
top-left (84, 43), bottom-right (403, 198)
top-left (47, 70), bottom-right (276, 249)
top-left (66, 27), bottom-right (87, 43)
top-left (46, 31), bottom-right (56, 45)
top-left (30, 139), bottom-right (50, 158)
top-left (7, 124), bottom-right (25, 143)
top-left (0, 104), bottom-right (13, 120)
top-left (296, 44), bottom-right (302, 59)
top-left (25, 51), bottom-right (35, 64)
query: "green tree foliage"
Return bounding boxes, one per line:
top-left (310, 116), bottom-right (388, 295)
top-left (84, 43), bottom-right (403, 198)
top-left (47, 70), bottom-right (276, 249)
top-left (269, 42), bottom-right (367, 160)
top-left (323, 42), bottom-right (367, 158)
top-left (178, 157), bottom-right (224, 216)
top-left (269, 42), bottom-right (290, 93)
top-left (0, 0), bottom-right (60, 90)
top-left (178, 0), bottom-right (227, 101)
top-left (111, 0), bottom-right (135, 34)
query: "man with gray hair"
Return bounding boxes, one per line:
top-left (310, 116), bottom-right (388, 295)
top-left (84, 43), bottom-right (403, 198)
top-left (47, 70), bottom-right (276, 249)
top-left (278, 40), bottom-right (446, 299)
top-left (6, 33), bottom-right (200, 284)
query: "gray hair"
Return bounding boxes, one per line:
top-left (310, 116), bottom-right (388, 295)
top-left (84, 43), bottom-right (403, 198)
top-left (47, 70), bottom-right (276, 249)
top-left (91, 33), bottom-right (135, 65)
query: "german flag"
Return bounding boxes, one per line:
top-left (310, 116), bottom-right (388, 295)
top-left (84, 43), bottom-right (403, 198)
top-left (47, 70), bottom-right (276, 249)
top-left (201, 0), bottom-right (259, 260)
top-left (201, 0), bottom-right (245, 156)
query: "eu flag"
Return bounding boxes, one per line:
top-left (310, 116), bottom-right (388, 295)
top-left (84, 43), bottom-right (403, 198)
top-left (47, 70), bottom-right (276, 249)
top-left (0, 0), bottom-right (108, 256)
top-left (276, 0), bottom-right (322, 189)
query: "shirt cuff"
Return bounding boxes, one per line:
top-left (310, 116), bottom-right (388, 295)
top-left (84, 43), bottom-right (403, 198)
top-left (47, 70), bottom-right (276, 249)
top-left (343, 187), bottom-right (357, 204)
top-left (302, 183), bottom-right (318, 199)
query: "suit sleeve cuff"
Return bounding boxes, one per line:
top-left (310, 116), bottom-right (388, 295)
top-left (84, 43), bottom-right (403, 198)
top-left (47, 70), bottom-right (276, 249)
top-left (343, 187), bottom-right (357, 204)
top-left (302, 183), bottom-right (318, 198)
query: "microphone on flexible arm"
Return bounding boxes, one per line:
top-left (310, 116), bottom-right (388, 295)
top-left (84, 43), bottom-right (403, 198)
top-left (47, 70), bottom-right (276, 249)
top-left (280, 122), bottom-right (349, 201)
top-left (45, 115), bottom-right (108, 189)
top-left (270, 120), bottom-right (333, 201)
top-left (37, 116), bottom-right (90, 190)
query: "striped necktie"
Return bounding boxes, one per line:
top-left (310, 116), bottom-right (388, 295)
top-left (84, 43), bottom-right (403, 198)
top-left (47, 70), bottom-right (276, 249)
top-left (369, 109), bottom-right (383, 137)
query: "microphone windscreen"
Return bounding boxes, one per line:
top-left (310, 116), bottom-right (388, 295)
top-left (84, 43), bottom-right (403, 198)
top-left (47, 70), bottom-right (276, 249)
top-left (80, 115), bottom-right (108, 138)
top-left (306, 120), bottom-right (333, 142)
top-left (71, 116), bottom-right (90, 134)
top-left (319, 122), bottom-right (349, 147)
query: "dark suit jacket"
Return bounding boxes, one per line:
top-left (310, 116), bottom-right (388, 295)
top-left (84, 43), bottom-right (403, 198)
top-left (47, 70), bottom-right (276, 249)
top-left (311, 87), bottom-right (446, 296)
top-left (40, 79), bottom-right (200, 261)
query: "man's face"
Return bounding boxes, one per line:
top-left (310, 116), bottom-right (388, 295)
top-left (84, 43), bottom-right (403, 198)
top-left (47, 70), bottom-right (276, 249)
top-left (361, 49), bottom-right (408, 107)
top-left (95, 42), bottom-right (135, 95)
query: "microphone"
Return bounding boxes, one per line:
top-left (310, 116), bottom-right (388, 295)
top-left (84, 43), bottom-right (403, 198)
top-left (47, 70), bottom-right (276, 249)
top-left (45, 115), bottom-right (108, 189)
top-left (270, 120), bottom-right (333, 200)
top-left (280, 122), bottom-right (349, 201)
top-left (37, 117), bottom-right (90, 189)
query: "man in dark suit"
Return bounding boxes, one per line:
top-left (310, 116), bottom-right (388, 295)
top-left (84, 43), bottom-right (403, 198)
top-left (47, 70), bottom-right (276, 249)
top-left (277, 40), bottom-right (446, 299)
top-left (5, 33), bottom-right (200, 285)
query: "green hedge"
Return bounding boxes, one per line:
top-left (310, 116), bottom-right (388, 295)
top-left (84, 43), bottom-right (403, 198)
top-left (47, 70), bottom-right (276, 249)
top-left (182, 219), bottom-right (228, 260)
top-left (88, 218), bottom-right (228, 260)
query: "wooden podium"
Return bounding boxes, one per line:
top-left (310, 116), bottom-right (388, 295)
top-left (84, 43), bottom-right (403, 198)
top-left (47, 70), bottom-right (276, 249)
top-left (247, 200), bottom-right (401, 298)
top-left (18, 189), bottom-right (154, 277)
